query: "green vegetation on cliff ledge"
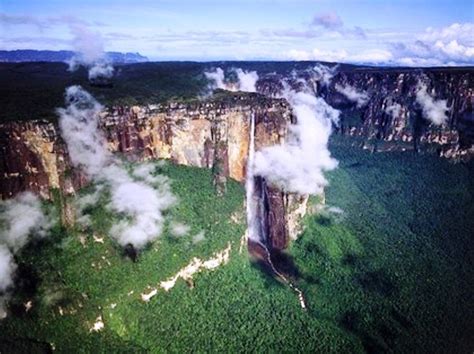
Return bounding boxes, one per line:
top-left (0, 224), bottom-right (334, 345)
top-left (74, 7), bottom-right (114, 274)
top-left (1, 145), bottom-right (473, 353)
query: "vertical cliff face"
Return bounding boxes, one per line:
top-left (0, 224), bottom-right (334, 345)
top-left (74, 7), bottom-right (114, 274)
top-left (98, 95), bottom-right (292, 181)
top-left (0, 94), bottom-right (287, 197)
top-left (257, 68), bottom-right (474, 159)
top-left (0, 93), bottom-right (308, 249)
top-left (0, 121), bottom-right (83, 200)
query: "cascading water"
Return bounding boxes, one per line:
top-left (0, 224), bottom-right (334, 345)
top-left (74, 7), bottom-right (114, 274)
top-left (245, 112), bottom-right (259, 244)
top-left (245, 113), bottom-right (307, 310)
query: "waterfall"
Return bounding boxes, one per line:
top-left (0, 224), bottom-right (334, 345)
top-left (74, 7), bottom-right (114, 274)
top-left (245, 112), bottom-right (307, 310)
top-left (246, 113), bottom-right (259, 243)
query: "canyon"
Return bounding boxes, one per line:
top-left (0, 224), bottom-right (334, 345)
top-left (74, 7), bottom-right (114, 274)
top-left (257, 66), bottom-right (473, 159)
top-left (0, 92), bottom-right (304, 253)
top-left (0, 64), bottom-right (472, 261)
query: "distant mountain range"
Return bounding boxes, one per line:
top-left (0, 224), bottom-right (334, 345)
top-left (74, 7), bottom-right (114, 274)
top-left (0, 50), bottom-right (148, 63)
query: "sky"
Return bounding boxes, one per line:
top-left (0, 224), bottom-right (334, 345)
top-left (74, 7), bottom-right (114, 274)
top-left (1, 0), bottom-right (473, 65)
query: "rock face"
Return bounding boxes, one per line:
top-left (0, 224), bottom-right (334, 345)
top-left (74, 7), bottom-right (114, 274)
top-left (0, 92), bottom-right (303, 250)
top-left (0, 121), bottom-right (84, 200)
top-left (101, 96), bottom-right (289, 183)
top-left (0, 94), bottom-right (289, 197)
top-left (257, 67), bottom-right (474, 160)
top-left (1, 66), bottom-right (472, 253)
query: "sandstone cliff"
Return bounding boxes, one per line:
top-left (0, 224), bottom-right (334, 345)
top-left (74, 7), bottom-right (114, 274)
top-left (0, 92), bottom-right (305, 249)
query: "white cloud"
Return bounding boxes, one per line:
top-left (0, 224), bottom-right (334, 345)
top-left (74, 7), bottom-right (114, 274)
top-left (192, 231), bottom-right (205, 244)
top-left (287, 22), bottom-right (474, 66)
top-left (170, 222), bottom-right (190, 237)
top-left (58, 86), bottom-right (175, 249)
top-left (385, 102), bottom-right (402, 119)
top-left (311, 12), bottom-right (343, 29)
top-left (0, 192), bottom-right (50, 251)
top-left (0, 245), bottom-right (15, 319)
top-left (313, 64), bottom-right (337, 86)
top-left (235, 68), bottom-right (258, 92)
top-left (253, 75), bottom-right (340, 195)
top-left (288, 48), bottom-right (348, 62)
top-left (415, 82), bottom-right (449, 125)
top-left (204, 67), bottom-right (258, 92)
top-left (67, 25), bottom-right (114, 80)
top-left (310, 11), bottom-right (365, 38)
top-left (0, 192), bottom-right (51, 319)
top-left (390, 23), bottom-right (474, 66)
top-left (204, 67), bottom-right (226, 90)
top-left (335, 84), bottom-right (369, 108)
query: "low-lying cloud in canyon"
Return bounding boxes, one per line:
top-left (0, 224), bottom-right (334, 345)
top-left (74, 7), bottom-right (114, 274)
top-left (0, 192), bottom-right (51, 318)
top-left (205, 67), bottom-right (258, 93)
top-left (254, 66), bottom-right (340, 195)
top-left (58, 86), bottom-right (175, 249)
top-left (415, 82), bottom-right (449, 125)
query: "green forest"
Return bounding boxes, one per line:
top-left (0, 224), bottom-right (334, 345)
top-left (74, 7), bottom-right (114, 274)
top-left (0, 140), bottom-right (473, 353)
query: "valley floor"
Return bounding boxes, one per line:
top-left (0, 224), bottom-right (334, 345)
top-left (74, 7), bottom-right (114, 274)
top-left (0, 141), bottom-right (473, 353)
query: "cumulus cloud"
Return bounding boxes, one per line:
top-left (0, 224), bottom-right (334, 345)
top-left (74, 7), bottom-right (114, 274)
top-left (204, 67), bottom-right (258, 92)
top-left (415, 82), bottom-right (449, 125)
top-left (287, 23), bottom-right (473, 66)
top-left (390, 23), bottom-right (474, 66)
top-left (67, 25), bottom-right (114, 81)
top-left (335, 84), bottom-right (369, 108)
top-left (253, 74), bottom-right (340, 195)
top-left (58, 86), bottom-right (175, 249)
top-left (0, 192), bottom-right (51, 319)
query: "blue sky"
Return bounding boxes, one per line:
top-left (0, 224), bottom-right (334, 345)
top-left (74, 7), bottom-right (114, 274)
top-left (1, 0), bottom-right (473, 65)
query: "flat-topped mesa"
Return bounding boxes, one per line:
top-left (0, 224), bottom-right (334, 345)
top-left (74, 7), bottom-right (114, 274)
top-left (100, 92), bottom-right (292, 183)
top-left (0, 92), bottom-right (291, 199)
